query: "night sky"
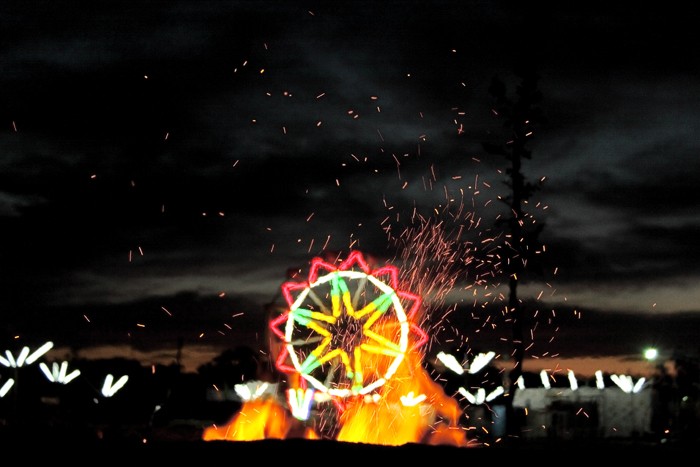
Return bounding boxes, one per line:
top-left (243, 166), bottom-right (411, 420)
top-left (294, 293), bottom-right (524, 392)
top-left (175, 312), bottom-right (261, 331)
top-left (2, 1), bottom-right (699, 374)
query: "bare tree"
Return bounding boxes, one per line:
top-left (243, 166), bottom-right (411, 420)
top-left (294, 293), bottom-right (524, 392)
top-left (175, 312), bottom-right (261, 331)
top-left (482, 67), bottom-right (546, 437)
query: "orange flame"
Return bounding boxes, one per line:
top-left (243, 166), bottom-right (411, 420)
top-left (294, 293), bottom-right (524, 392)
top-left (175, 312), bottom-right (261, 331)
top-left (336, 350), bottom-right (468, 446)
top-left (202, 350), bottom-right (469, 447)
top-left (203, 251), bottom-right (472, 447)
top-left (202, 398), bottom-right (302, 441)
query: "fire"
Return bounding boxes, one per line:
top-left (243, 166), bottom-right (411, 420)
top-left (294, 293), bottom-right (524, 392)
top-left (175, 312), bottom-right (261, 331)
top-left (202, 398), bottom-right (300, 441)
top-left (203, 350), bottom-right (469, 446)
top-left (202, 251), bottom-right (472, 447)
top-left (335, 350), bottom-right (468, 446)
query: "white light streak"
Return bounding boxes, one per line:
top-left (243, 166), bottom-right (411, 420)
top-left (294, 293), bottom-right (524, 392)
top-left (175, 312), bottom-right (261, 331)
top-left (400, 391), bottom-right (427, 406)
top-left (25, 341), bottom-right (54, 365)
top-left (485, 386), bottom-right (505, 402)
top-left (611, 374), bottom-right (645, 393)
top-left (458, 387), bottom-right (476, 404)
top-left (540, 370), bottom-right (551, 389)
top-left (287, 388), bottom-right (315, 421)
top-left (568, 370), bottom-right (578, 391)
top-left (234, 384), bottom-right (251, 401)
top-left (15, 347), bottom-right (29, 367)
top-left (101, 374), bottom-right (129, 397)
top-left (234, 380), bottom-right (273, 401)
top-left (5, 350), bottom-right (16, 368)
top-left (39, 361), bottom-right (81, 384)
top-left (63, 369), bottom-right (81, 384)
top-left (39, 362), bottom-right (55, 382)
top-left (458, 386), bottom-right (502, 405)
top-left (58, 361), bottom-right (68, 382)
top-left (1, 342), bottom-right (53, 367)
top-left (436, 351), bottom-right (464, 375)
top-left (468, 351), bottom-right (496, 374)
top-left (595, 370), bottom-right (605, 390)
top-left (0, 379), bottom-right (14, 397)
top-left (0, 354), bottom-right (11, 368)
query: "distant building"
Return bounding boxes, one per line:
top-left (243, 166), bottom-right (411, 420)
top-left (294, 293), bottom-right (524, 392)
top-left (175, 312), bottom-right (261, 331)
top-left (514, 386), bottom-right (653, 439)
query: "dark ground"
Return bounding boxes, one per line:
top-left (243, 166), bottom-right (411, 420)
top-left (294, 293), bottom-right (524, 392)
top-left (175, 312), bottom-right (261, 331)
top-left (6, 425), bottom-right (693, 462)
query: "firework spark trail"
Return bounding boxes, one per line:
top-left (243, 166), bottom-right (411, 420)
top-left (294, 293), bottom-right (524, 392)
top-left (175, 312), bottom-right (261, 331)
top-left (379, 145), bottom-right (560, 364)
top-left (386, 191), bottom-right (506, 354)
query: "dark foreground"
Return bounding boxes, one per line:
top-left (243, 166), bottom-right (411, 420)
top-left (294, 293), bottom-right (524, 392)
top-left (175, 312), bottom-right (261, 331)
top-left (8, 431), bottom-right (693, 462)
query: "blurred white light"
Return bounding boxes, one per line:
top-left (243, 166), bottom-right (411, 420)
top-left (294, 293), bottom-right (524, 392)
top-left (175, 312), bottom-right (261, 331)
top-left (611, 374), bottom-right (646, 394)
top-left (39, 362), bottom-right (55, 382)
top-left (102, 374), bottom-right (129, 397)
top-left (485, 386), bottom-right (505, 402)
top-left (234, 383), bottom-right (252, 401)
top-left (436, 351), bottom-right (464, 375)
top-left (253, 382), bottom-right (269, 398)
top-left (458, 386), bottom-right (502, 405)
top-left (41, 361), bottom-right (81, 384)
top-left (101, 374), bottom-right (114, 397)
top-left (58, 361), bottom-right (68, 382)
top-left (644, 348), bottom-right (658, 361)
top-left (516, 375), bottom-right (525, 390)
top-left (5, 350), bottom-right (16, 368)
top-left (400, 391), bottom-right (427, 406)
top-left (595, 370), bottom-right (605, 390)
top-left (63, 369), bottom-right (81, 384)
top-left (2, 341), bottom-right (55, 367)
top-left (540, 370), bottom-right (551, 389)
top-left (15, 347), bottom-right (29, 367)
top-left (468, 351), bottom-right (496, 374)
top-left (458, 387), bottom-right (476, 404)
top-left (110, 375), bottom-right (128, 394)
top-left (313, 390), bottom-right (332, 403)
top-left (0, 378), bottom-right (14, 397)
top-left (568, 370), bottom-right (578, 391)
top-left (287, 388), bottom-right (314, 421)
top-left (475, 388), bottom-right (486, 404)
top-left (25, 341), bottom-right (53, 365)
top-left (234, 380), bottom-right (273, 401)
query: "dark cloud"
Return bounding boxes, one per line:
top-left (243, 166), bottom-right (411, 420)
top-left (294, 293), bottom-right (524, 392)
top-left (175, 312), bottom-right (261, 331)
top-left (1, 291), bottom-right (269, 352)
top-left (2, 1), bottom-right (700, 369)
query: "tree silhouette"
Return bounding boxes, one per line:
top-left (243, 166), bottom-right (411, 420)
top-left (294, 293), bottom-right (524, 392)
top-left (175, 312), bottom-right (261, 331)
top-left (197, 345), bottom-right (261, 388)
top-left (482, 66), bottom-right (546, 437)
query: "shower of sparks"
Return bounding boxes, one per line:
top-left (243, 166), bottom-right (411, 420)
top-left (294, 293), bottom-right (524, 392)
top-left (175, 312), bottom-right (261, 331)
top-left (386, 193), bottom-right (503, 354)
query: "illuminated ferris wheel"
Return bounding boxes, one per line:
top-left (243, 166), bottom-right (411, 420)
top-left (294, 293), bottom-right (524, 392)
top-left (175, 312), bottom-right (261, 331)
top-left (269, 251), bottom-right (428, 399)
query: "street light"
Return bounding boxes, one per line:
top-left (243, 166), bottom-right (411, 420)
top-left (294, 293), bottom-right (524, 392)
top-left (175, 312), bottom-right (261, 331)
top-left (644, 347), bottom-right (658, 361)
